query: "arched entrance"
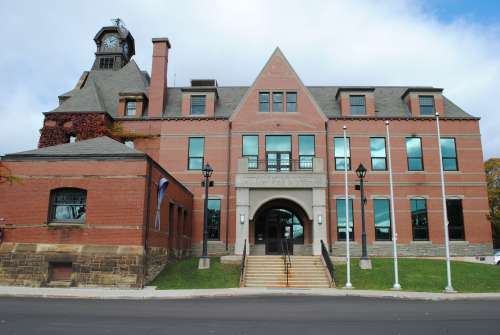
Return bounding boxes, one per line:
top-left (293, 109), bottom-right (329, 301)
top-left (252, 199), bottom-right (310, 255)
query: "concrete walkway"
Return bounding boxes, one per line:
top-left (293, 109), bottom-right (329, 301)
top-left (0, 286), bottom-right (499, 301)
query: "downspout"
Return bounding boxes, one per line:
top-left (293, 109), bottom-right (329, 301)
top-left (143, 158), bottom-right (153, 288)
top-left (225, 121), bottom-right (232, 251)
top-left (325, 121), bottom-right (332, 252)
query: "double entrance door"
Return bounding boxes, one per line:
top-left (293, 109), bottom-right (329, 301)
top-left (264, 208), bottom-right (294, 255)
top-left (266, 151), bottom-right (291, 172)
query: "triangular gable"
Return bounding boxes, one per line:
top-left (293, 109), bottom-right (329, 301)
top-left (229, 47), bottom-right (328, 122)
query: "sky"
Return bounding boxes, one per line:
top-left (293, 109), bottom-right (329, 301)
top-left (0, 0), bottom-right (499, 158)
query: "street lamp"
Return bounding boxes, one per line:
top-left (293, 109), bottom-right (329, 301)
top-left (356, 163), bottom-right (372, 270)
top-left (198, 163), bottom-right (213, 269)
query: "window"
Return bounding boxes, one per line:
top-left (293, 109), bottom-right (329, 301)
top-left (447, 199), bottom-right (465, 240)
top-left (188, 137), bottom-right (204, 170)
top-left (259, 92), bottom-right (270, 112)
top-left (126, 101), bottom-right (136, 116)
top-left (190, 95), bottom-right (206, 115)
top-left (124, 140), bottom-right (134, 149)
top-left (99, 57), bottom-right (114, 69)
top-left (440, 138), bottom-right (458, 171)
top-left (298, 135), bottom-right (314, 169)
top-left (334, 137), bottom-right (351, 170)
top-left (419, 96), bottom-right (435, 115)
top-left (286, 92), bottom-right (297, 112)
top-left (207, 199), bottom-right (221, 240)
top-left (265, 135), bottom-right (291, 171)
top-left (242, 135), bottom-right (259, 169)
top-left (69, 136), bottom-right (76, 143)
top-left (49, 188), bottom-right (87, 223)
top-left (350, 95), bottom-right (366, 115)
top-left (370, 138), bottom-right (387, 171)
top-left (272, 92), bottom-right (283, 112)
top-left (406, 137), bottom-right (423, 171)
top-left (374, 199), bottom-right (391, 240)
top-left (336, 198), bottom-right (354, 241)
top-left (411, 198), bottom-right (429, 240)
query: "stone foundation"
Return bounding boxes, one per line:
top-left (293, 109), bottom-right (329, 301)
top-left (145, 247), bottom-right (169, 284)
top-left (0, 243), bottom-right (144, 288)
top-left (330, 241), bottom-right (493, 257)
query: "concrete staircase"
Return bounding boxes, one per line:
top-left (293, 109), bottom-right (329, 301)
top-left (243, 255), bottom-right (332, 288)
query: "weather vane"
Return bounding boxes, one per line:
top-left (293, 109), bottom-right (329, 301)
top-left (111, 18), bottom-right (125, 28)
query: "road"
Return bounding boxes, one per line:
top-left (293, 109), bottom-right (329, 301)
top-left (0, 296), bottom-right (498, 334)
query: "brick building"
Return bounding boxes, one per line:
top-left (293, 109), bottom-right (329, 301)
top-left (0, 23), bottom-right (493, 286)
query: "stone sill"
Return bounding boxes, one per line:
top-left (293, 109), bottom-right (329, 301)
top-left (47, 222), bottom-right (85, 228)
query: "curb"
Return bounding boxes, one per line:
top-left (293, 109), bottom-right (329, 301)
top-left (0, 286), bottom-right (500, 301)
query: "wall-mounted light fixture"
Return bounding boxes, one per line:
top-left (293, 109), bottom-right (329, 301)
top-left (318, 214), bottom-right (323, 225)
top-left (240, 214), bottom-right (245, 225)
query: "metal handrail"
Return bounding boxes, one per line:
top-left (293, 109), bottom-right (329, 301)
top-left (320, 240), bottom-right (336, 287)
top-left (249, 159), bottom-right (314, 172)
top-left (281, 238), bottom-right (292, 287)
top-left (239, 239), bottom-right (247, 287)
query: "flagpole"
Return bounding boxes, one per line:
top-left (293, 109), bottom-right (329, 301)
top-left (343, 125), bottom-right (352, 289)
top-left (435, 113), bottom-right (455, 293)
top-left (385, 121), bottom-right (401, 290)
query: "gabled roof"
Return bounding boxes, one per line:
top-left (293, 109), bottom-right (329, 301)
top-left (3, 137), bottom-right (145, 160)
top-left (48, 60), bottom-right (149, 116)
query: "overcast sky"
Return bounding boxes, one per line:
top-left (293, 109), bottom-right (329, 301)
top-left (0, 0), bottom-right (499, 158)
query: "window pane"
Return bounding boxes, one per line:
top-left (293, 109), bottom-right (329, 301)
top-left (350, 95), bottom-right (366, 115)
top-left (266, 135), bottom-right (291, 152)
top-left (299, 156), bottom-right (313, 169)
top-left (374, 199), bottom-right (391, 240)
top-left (372, 158), bottom-right (386, 171)
top-left (370, 138), bottom-right (386, 157)
top-left (419, 96), bottom-right (434, 115)
top-left (191, 95), bottom-right (206, 115)
top-left (126, 101), bottom-right (136, 116)
top-left (406, 138), bottom-right (422, 158)
top-left (443, 158), bottom-right (457, 171)
top-left (408, 158), bottom-right (423, 171)
top-left (334, 138), bottom-right (350, 157)
top-left (207, 199), bottom-right (221, 240)
top-left (336, 198), bottom-right (354, 241)
top-left (272, 92), bottom-right (283, 112)
top-left (335, 158), bottom-right (351, 171)
top-left (299, 135), bottom-right (314, 155)
top-left (188, 138), bottom-right (204, 157)
top-left (286, 92), bottom-right (297, 112)
top-left (188, 158), bottom-right (203, 170)
top-left (411, 198), bottom-right (429, 240)
top-left (51, 189), bottom-right (86, 222)
top-left (243, 135), bottom-right (258, 156)
top-left (447, 199), bottom-right (464, 240)
top-left (440, 138), bottom-right (457, 171)
top-left (259, 92), bottom-right (269, 112)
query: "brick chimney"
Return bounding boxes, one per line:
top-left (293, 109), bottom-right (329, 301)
top-left (149, 38), bottom-right (171, 117)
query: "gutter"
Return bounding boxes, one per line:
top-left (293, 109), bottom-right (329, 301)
top-left (225, 122), bottom-right (232, 251)
top-left (143, 157), bottom-right (153, 288)
top-left (325, 121), bottom-right (332, 252)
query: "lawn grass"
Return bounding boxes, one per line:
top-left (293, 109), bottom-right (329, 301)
top-left (152, 257), bottom-right (240, 290)
top-left (334, 258), bottom-right (500, 293)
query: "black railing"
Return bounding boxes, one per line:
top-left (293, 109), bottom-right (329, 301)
top-left (239, 239), bottom-right (247, 287)
top-left (248, 159), bottom-right (314, 172)
top-left (281, 238), bottom-right (292, 287)
top-left (320, 240), bottom-right (336, 287)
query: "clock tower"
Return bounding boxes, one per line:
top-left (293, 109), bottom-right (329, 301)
top-left (92, 20), bottom-right (135, 70)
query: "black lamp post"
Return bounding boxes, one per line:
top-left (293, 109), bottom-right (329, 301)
top-left (356, 163), bottom-right (371, 269)
top-left (199, 163), bottom-right (213, 269)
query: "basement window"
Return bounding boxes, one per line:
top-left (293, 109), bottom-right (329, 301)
top-left (49, 262), bottom-right (73, 282)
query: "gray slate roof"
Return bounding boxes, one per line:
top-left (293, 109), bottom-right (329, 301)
top-left (4, 137), bottom-right (145, 159)
top-left (50, 60), bottom-right (149, 116)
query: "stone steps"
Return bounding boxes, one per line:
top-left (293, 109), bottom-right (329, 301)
top-left (243, 255), bottom-right (332, 288)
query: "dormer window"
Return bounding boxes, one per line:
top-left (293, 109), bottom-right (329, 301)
top-left (190, 95), bottom-right (206, 115)
top-left (350, 95), bottom-right (366, 115)
top-left (419, 96), bottom-right (435, 115)
top-left (99, 57), bottom-right (114, 69)
top-left (126, 101), bottom-right (136, 116)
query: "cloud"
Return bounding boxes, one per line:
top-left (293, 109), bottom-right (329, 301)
top-left (0, 0), bottom-right (499, 158)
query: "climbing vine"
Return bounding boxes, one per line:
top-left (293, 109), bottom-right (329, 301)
top-left (0, 162), bottom-right (20, 184)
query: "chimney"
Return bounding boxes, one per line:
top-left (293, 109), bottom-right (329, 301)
top-left (149, 38), bottom-right (171, 117)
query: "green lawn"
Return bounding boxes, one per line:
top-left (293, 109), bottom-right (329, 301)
top-left (152, 257), bottom-right (241, 290)
top-left (334, 258), bottom-right (500, 293)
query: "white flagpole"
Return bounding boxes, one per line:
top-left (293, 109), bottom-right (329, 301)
top-left (385, 121), bottom-right (401, 290)
top-left (435, 113), bottom-right (455, 293)
top-left (343, 125), bottom-right (352, 289)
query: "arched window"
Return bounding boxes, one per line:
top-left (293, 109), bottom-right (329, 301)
top-left (49, 188), bottom-right (87, 223)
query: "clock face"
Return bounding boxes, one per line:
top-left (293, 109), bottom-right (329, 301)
top-left (103, 35), bottom-right (119, 49)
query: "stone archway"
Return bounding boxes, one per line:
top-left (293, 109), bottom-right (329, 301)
top-left (250, 198), bottom-right (312, 255)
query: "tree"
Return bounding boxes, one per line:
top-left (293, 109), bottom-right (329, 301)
top-left (485, 158), bottom-right (500, 249)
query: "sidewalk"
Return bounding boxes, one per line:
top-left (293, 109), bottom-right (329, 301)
top-left (1, 286), bottom-right (500, 301)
